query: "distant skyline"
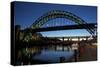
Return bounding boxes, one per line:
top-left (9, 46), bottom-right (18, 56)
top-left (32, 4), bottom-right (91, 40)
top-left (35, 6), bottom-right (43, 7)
top-left (14, 1), bottom-right (97, 37)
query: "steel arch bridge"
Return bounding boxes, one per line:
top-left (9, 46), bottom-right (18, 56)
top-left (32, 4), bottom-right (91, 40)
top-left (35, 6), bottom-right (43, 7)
top-left (30, 10), bottom-right (96, 35)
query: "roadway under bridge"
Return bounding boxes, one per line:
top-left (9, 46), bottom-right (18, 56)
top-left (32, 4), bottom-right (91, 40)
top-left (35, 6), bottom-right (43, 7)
top-left (48, 35), bottom-right (97, 42)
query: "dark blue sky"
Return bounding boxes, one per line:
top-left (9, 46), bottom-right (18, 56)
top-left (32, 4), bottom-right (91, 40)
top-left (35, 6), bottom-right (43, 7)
top-left (14, 1), bottom-right (97, 37)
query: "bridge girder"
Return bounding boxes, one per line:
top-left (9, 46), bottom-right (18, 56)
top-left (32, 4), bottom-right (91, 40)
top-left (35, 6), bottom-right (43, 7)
top-left (31, 10), bottom-right (96, 36)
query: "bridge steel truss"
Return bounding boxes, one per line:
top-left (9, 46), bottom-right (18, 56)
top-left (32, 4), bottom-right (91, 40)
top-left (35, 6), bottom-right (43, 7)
top-left (31, 10), bottom-right (96, 36)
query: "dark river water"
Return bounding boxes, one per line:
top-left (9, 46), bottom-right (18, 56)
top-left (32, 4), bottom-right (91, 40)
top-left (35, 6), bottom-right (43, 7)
top-left (21, 45), bottom-right (75, 63)
top-left (23, 45), bottom-right (74, 63)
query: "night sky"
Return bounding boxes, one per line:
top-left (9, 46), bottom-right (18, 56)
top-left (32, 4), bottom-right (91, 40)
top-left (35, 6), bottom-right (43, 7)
top-left (14, 1), bottom-right (97, 37)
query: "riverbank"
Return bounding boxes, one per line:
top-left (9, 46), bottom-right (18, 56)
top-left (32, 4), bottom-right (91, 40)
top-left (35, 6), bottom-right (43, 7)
top-left (78, 44), bottom-right (97, 61)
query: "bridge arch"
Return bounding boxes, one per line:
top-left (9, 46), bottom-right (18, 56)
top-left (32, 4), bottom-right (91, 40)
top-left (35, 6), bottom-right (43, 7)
top-left (31, 10), bottom-right (95, 35)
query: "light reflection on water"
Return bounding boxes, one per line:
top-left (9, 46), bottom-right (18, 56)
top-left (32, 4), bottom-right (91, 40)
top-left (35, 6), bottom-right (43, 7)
top-left (33, 50), bottom-right (74, 63)
top-left (22, 45), bottom-right (74, 63)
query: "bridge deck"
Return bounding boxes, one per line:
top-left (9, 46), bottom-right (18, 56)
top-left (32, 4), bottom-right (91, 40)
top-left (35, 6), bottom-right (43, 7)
top-left (24, 23), bottom-right (97, 32)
